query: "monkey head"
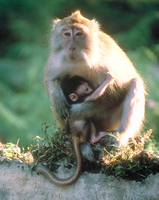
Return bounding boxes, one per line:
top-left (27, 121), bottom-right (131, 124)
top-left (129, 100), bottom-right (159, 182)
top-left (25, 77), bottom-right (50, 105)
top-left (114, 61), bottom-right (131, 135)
top-left (51, 11), bottom-right (100, 63)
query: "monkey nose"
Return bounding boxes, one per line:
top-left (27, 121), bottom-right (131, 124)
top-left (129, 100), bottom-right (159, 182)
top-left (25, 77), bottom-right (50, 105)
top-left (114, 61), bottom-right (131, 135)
top-left (87, 88), bottom-right (93, 94)
top-left (69, 46), bottom-right (75, 51)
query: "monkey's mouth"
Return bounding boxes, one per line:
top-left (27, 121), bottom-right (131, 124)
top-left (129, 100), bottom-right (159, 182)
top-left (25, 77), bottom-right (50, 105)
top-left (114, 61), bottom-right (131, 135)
top-left (69, 55), bottom-right (76, 60)
top-left (68, 52), bottom-right (80, 60)
top-left (68, 55), bottom-right (81, 61)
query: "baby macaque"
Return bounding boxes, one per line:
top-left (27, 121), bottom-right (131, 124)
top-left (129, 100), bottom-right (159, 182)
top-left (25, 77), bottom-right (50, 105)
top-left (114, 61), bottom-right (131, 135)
top-left (62, 72), bottom-right (114, 144)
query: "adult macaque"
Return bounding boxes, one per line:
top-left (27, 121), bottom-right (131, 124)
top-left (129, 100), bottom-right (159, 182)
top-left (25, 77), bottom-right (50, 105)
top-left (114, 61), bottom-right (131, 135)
top-left (62, 72), bottom-right (114, 144)
top-left (44, 10), bottom-right (145, 148)
top-left (41, 11), bottom-right (146, 184)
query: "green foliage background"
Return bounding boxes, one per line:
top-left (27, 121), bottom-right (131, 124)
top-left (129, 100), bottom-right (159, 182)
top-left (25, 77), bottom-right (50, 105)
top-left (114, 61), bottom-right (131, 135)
top-left (0, 0), bottom-right (159, 148)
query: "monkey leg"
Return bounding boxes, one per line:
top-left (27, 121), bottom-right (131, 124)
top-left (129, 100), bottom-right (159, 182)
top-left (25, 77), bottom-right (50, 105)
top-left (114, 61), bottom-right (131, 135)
top-left (116, 77), bottom-right (145, 145)
top-left (35, 136), bottom-right (81, 186)
top-left (89, 121), bottom-right (107, 143)
top-left (91, 131), bottom-right (107, 143)
top-left (71, 120), bottom-right (90, 142)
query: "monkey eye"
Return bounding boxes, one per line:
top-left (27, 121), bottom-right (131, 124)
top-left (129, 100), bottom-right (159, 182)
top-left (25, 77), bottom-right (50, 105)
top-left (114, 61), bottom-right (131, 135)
top-left (62, 30), bottom-right (72, 37)
top-left (74, 29), bottom-right (83, 37)
top-left (64, 32), bottom-right (71, 37)
top-left (85, 88), bottom-right (89, 93)
top-left (75, 32), bottom-right (83, 37)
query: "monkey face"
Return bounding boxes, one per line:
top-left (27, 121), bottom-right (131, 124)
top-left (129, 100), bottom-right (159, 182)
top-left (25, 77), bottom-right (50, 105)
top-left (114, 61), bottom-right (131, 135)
top-left (51, 11), bottom-right (99, 62)
top-left (74, 82), bottom-right (93, 98)
top-left (61, 27), bottom-right (87, 59)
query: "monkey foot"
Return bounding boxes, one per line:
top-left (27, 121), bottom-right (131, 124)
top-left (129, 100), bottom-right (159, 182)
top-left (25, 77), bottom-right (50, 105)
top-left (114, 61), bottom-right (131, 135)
top-left (98, 131), bottom-right (120, 152)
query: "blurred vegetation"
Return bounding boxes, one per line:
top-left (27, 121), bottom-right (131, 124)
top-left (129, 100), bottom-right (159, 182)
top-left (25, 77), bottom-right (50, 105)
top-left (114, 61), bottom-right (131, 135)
top-left (0, 0), bottom-right (159, 149)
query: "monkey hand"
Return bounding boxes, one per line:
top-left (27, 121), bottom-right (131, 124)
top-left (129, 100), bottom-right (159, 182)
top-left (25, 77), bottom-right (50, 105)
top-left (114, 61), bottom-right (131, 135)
top-left (51, 89), bottom-right (70, 119)
top-left (53, 98), bottom-right (70, 120)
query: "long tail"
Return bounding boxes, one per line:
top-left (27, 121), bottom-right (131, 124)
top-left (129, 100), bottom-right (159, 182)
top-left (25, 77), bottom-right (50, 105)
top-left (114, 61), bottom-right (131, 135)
top-left (35, 136), bottom-right (82, 186)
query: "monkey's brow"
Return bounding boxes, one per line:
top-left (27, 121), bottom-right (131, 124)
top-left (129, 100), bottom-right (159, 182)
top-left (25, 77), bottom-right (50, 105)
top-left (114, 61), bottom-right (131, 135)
top-left (62, 27), bottom-right (83, 31)
top-left (60, 24), bottom-right (87, 32)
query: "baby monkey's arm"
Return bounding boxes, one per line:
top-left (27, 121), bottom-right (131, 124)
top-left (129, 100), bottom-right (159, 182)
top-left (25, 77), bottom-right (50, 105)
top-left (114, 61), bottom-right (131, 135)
top-left (84, 72), bottom-right (114, 101)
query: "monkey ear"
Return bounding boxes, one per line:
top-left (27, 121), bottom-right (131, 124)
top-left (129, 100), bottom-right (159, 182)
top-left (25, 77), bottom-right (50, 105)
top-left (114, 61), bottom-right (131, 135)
top-left (69, 93), bottom-right (78, 102)
top-left (52, 18), bottom-right (61, 30)
top-left (91, 19), bottom-right (100, 30)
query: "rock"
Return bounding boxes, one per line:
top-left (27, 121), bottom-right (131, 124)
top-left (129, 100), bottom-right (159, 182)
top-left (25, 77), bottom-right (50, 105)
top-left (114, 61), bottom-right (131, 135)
top-left (0, 158), bottom-right (159, 200)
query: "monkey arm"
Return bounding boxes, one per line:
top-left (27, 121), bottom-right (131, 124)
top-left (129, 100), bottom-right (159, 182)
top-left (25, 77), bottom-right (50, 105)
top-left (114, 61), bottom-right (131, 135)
top-left (70, 101), bottom-right (99, 120)
top-left (84, 82), bottom-right (107, 101)
top-left (45, 79), bottom-right (70, 120)
top-left (84, 72), bottom-right (114, 101)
